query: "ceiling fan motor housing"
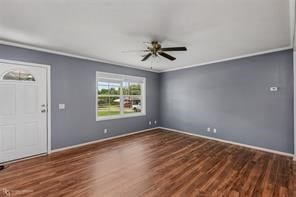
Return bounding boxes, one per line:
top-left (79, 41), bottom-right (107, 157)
top-left (141, 41), bottom-right (187, 61)
top-left (150, 41), bottom-right (162, 56)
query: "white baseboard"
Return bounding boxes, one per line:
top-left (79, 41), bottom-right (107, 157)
top-left (51, 127), bottom-right (159, 153)
top-left (4, 126), bottom-right (294, 165)
top-left (159, 127), bottom-right (294, 158)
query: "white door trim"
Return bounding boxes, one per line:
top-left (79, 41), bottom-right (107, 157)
top-left (294, 52), bottom-right (296, 161)
top-left (0, 59), bottom-right (51, 154)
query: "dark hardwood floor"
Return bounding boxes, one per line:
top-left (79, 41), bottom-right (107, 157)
top-left (0, 129), bottom-right (295, 197)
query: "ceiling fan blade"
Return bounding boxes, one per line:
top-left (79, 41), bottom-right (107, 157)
top-left (160, 47), bottom-right (187, 51)
top-left (141, 53), bottom-right (152, 61)
top-left (122, 49), bottom-right (149, 53)
top-left (158, 52), bottom-right (176, 61)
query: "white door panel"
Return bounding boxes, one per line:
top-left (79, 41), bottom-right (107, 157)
top-left (23, 84), bottom-right (38, 114)
top-left (22, 122), bottom-right (38, 146)
top-left (0, 63), bottom-right (47, 163)
top-left (0, 125), bottom-right (16, 152)
top-left (0, 84), bottom-right (16, 117)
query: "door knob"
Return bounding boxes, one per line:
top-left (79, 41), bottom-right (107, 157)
top-left (41, 109), bottom-right (47, 113)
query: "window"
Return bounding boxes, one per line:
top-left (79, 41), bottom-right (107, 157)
top-left (96, 72), bottom-right (146, 120)
top-left (1, 70), bottom-right (35, 81)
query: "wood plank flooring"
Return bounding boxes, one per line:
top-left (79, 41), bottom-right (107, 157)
top-left (0, 129), bottom-right (295, 196)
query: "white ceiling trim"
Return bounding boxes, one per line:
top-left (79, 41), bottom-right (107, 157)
top-left (0, 0), bottom-right (294, 74)
top-left (164, 0), bottom-right (295, 72)
top-left (0, 40), bottom-right (293, 74)
top-left (161, 46), bottom-right (293, 72)
top-left (0, 40), bottom-right (160, 73)
top-left (0, 0), bottom-right (294, 73)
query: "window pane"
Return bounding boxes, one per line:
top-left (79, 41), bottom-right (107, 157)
top-left (97, 80), bottom-right (121, 117)
top-left (129, 82), bottom-right (141, 95)
top-left (98, 81), bottom-right (121, 95)
top-left (96, 72), bottom-right (145, 120)
top-left (122, 82), bottom-right (129, 95)
top-left (124, 96), bottom-right (142, 114)
top-left (98, 96), bottom-right (109, 117)
top-left (2, 70), bottom-right (35, 81)
top-left (109, 82), bottom-right (120, 95)
top-left (109, 96), bottom-right (120, 116)
top-left (123, 82), bottom-right (141, 95)
top-left (98, 82), bottom-right (109, 95)
top-left (98, 96), bottom-right (120, 117)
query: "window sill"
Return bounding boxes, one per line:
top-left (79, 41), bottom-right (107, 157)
top-left (96, 113), bottom-right (146, 121)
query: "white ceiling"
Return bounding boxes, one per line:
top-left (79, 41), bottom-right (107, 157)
top-left (0, 0), bottom-right (294, 72)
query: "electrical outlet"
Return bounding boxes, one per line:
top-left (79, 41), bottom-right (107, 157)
top-left (149, 121), bottom-right (152, 125)
top-left (104, 128), bottom-right (108, 134)
top-left (154, 120), bottom-right (157, 124)
top-left (269, 87), bottom-right (278, 92)
top-left (207, 128), bottom-right (211, 132)
top-left (213, 128), bottom-right (217, 133)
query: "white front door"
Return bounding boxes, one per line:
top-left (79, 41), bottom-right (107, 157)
top-left (0, 63), bottom-right (48, 163)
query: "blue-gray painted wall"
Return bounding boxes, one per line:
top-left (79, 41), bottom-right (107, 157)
top-left (0, 44), bottom-right (160, 149)
top-left (0, 44), bottom-right (293, 154)
top-left (160, 50), bottom-right (294, 153)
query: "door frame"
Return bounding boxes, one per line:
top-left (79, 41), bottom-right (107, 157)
top-left (0, 59), bottom-right (52, 154)
top-left (293, 52), bottom-right (296, 161)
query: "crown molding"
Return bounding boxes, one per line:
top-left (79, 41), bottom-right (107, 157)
top-left (1, 40), bottom-right (292, 74)
top-left (0, 40), bottom-right (161, 73)
top-left (161, 46), bottom-right (293, 73)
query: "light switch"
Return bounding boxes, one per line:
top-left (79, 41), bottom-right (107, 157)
top-left (59, 104), bottom-right (65, 110)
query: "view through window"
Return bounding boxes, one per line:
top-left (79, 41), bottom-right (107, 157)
top-left (96, 72), bottom-right (145, 120)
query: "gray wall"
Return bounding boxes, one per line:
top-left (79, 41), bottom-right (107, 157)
top-left (0, 44), bottom-right (293, 154)
top-left (0, 44), bottom-right (160, 149)
top-left (160, 50), bottom-right (294, 154)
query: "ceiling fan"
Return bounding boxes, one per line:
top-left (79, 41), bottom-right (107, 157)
top-left (124, 41), bottom-right (187, 62)
top-left (141, 41), bottom-right (187, 61)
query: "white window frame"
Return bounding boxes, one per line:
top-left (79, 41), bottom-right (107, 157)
top-left (96, 71), bottom-right (146, 121)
